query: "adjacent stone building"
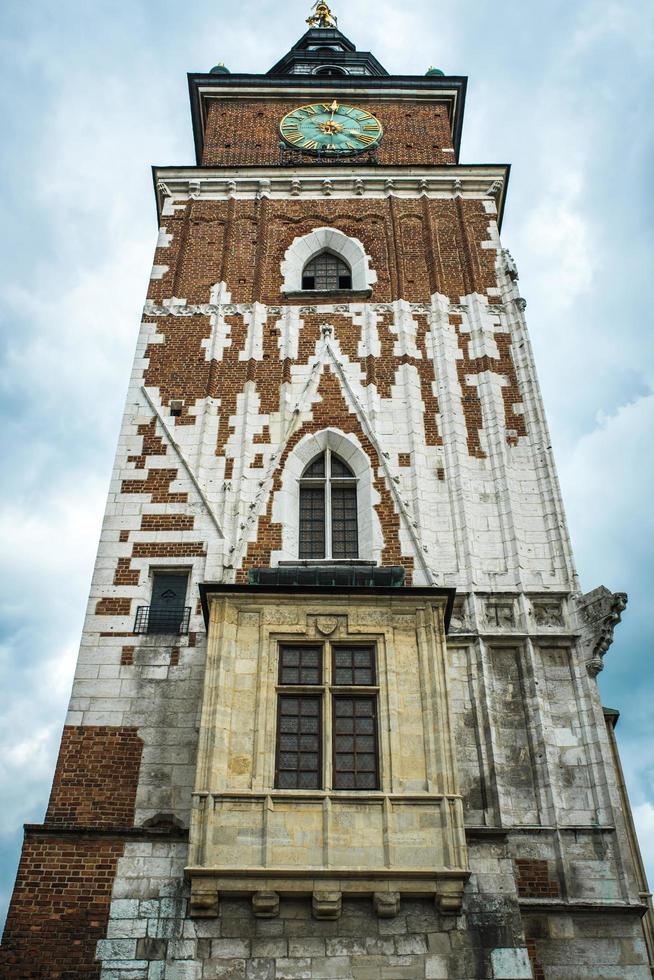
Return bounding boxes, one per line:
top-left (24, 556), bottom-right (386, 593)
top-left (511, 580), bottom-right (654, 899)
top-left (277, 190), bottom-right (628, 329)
top-left (2, 6), bottom-right (653, 979)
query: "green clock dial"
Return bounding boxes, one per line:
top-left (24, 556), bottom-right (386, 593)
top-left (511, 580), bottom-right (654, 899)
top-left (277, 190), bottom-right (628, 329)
top-left (279, 101), bottom-right (383, 156)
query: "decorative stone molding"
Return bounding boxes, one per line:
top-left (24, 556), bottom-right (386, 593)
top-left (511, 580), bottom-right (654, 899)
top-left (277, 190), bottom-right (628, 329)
top-left (280, 227), bottom-right (377, 294)
top-left (152, 166), bottom-right (510, 208)
top-left (312, 891), bottom-right (341, 920)
top-left (532, 598), bottom-right (564, 627)
top-left (485, 598), bottom-right (516, 629)
top-left (316, 615), bottom-right (339, 636)
top-left (142, 300), bottom-right (450, 317)
top-left (576, 586), bottom-right (628, 676)
top-left (449, 596), bottom-right (468, 632)
top-left (374, 892), bottom-right (401, 918)
top-left (502, 249), bottom-right (519, 281)
top-left (188, 881), bottom-right (219, 918)
top-left (252, 891), bottom-right (279, 917)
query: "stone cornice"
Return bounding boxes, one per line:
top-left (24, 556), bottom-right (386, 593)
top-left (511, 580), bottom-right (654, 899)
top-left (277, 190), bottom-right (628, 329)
top-left (152, 164), bottom-right (510, 226)
top-left (142, 297), bottom-right (522, 319)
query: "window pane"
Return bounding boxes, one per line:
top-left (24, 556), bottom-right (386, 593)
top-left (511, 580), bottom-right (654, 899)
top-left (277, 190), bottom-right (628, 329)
top-left (332, 647), bottom-right (375, 686)
top-left (279, 646), bottom-right (323, 686)
top-left (299, 486), bottom-right (325, 559)
top-left (332, 696), bottom-right (379, 790)
top-left (302, 252), bottom-right (352, 291)
top-left (302, 453), bottom-right (326, 478)
top-left (276, 695), bottom-right (322, 789)
top-left (331, 485), bottom-right (358, 558)
top-left (330, 454), bottom-right (354, 478)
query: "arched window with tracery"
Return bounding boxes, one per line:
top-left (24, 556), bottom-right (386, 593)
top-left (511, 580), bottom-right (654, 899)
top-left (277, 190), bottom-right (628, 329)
top-left (299, 450), bottom-right (358, 559)
top-left (302, 251), bottom-right (352, 292)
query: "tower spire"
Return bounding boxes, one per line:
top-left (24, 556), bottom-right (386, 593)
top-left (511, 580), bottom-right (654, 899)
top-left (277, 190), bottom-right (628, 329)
top-left (306, 0), bottom-right (338, 29)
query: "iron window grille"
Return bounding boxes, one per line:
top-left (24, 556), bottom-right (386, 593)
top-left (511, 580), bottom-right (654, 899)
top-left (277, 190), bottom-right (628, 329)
top-left (134, 605), bottom-right (191, 635)
top-left (299, 450), bottom-right (358, 560)
top-left (302, 251), bottom-right (352, 291)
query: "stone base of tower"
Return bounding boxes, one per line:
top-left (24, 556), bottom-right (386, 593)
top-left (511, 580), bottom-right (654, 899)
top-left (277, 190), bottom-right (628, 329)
top-left (34, 835), bottom-right (642, 980)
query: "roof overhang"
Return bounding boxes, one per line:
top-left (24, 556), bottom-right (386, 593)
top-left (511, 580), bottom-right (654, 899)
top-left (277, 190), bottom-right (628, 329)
top-left (199, 582), bottom-right (457, 633)
top-left (187, 72), bottom-right (468, 165)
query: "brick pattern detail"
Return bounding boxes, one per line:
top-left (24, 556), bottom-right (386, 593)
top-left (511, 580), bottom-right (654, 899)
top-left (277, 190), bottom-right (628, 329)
top-left (131, 541), bottom-right (206, 559)
top-left (515, 858), bottom-right (561, 899)
top-left (121, 645), bottom-right (135, 666)
top-left (170, 647), bottom-right (181, 667)
top-left (140, 513), bottom-right (195, 531)
top-left (146, 197), bottom-right (496, 307)
top-left (526, 938), bottom-right (546, 980)
top-left (398, 453), bottom-right (411, 467)
top-left (128, 418), bottom-right (166, 469)
top-left (239, 369), bottom-right (413, 582)
top-left (95, 597), bottom-right (131, 616)
top-left (119, 530), bottom-right (129, 542)
top-left (201, 99), bottom-right (454, 168)
top-left (121, 468), bottom-right (187, 504)
top-left (113, 557), bottom-right (140, 586)
top-left (45, 726), bottom-right (143, 830)
top-left (0, 834), bottom-right (123, 980)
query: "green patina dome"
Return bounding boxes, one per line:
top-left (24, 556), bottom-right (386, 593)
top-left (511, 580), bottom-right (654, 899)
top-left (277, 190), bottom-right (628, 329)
top-left (210, 63), bottom-right (231, 74)
top-left (426, 66), bottom-right (445, 76)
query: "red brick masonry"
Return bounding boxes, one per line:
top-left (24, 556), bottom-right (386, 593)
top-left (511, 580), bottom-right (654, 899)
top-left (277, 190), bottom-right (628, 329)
top-left (0, 726), bottom-right (143, 978)
top-left (46, 726), bottom-right (143, 830)
top-left (0, 834), bottom-right (124, 979)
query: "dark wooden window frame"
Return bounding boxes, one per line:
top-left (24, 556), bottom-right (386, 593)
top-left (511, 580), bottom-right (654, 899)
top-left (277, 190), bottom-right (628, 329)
top-left (274, 692), bottom-right (323, 790)
top-left (332, 694), bottom-right (380, 791)
top-left (274, 641), bottom-right (381, 792)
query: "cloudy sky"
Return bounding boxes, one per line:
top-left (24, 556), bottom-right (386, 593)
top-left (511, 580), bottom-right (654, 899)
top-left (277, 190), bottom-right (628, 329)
top-left (1, 0), bottom-right (653, 930)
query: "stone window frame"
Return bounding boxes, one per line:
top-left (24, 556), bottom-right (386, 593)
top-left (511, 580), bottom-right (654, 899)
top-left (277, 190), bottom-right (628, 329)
top-left (280, 226), bottom-right (377, 296)
top-left (271, 428), bottom-right (383, 566)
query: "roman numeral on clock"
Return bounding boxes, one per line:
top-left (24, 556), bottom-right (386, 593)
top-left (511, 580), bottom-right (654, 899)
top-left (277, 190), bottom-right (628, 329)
top-left (355, 132), bottom-right (377, 145)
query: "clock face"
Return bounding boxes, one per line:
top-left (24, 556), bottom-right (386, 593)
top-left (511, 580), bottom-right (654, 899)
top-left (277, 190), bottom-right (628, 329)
top-left (279, 101), bottom-right (383, 156)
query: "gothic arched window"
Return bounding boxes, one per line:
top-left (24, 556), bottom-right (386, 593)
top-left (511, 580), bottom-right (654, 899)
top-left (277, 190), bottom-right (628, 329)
top-left (302, 252), bottom-right (352, 292)
top-left (299, 450), bottom-right (358, 559)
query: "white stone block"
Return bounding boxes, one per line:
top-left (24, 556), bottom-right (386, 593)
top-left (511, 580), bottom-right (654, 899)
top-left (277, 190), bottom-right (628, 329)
top-left (490, 947), bottom-right (533, 979)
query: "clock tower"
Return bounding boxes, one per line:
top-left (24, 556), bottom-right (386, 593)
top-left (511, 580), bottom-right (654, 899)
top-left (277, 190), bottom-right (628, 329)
top-left (2, 6), bottom-right (653, 979)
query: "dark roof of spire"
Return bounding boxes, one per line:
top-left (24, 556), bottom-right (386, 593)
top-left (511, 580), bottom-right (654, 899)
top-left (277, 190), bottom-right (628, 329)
top-left (267, 28), bottom-right (388, 76)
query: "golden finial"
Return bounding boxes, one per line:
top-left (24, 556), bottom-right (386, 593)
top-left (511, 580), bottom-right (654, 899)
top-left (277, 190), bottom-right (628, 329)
top-left (307, 0), bottom-right (337, 29)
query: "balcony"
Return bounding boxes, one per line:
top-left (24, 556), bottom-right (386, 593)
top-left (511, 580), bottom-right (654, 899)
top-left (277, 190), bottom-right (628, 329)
top-left (134, 605), bottom-right (191, 635)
